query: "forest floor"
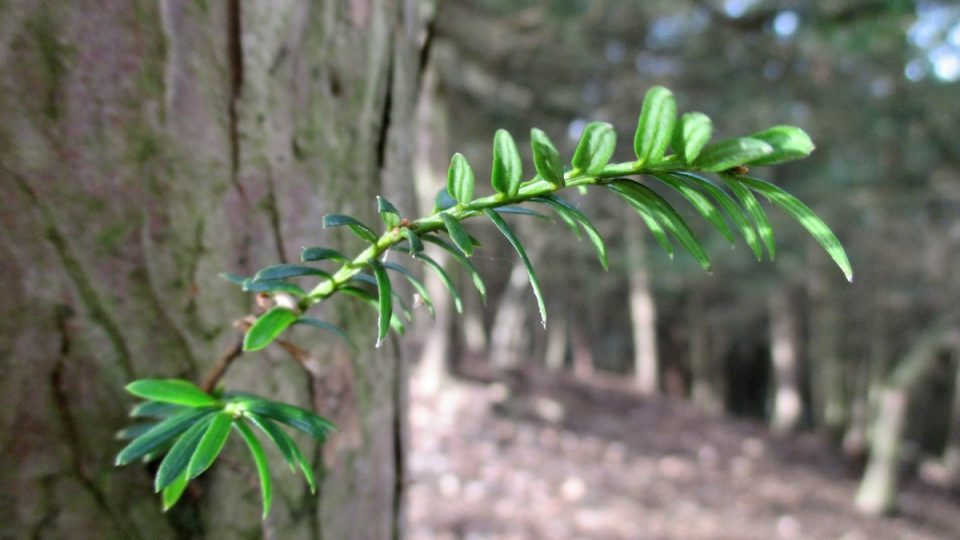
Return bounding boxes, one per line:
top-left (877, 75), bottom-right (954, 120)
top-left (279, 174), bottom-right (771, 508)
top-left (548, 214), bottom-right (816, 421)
top-left (407, 366), bottom-right (960, 540)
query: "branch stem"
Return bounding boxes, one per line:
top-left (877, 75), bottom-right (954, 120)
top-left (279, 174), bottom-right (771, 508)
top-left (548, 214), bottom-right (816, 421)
top-left (303, 160), bottom-right (647, 303)
top-left (200, 324), bottom-right (247, 392)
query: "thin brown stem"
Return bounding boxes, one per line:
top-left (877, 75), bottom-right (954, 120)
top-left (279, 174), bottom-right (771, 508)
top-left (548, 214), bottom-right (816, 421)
top-left (276, 339), bottom-right (324, 378)
top-left (200, 314), bottom-right (325, 394)
top-left (200, 322), bottom-right (248, 392)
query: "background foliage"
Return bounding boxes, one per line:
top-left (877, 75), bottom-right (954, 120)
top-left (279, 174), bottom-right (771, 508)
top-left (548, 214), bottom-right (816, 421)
top-left (422, 0), bottom-right (960, 517)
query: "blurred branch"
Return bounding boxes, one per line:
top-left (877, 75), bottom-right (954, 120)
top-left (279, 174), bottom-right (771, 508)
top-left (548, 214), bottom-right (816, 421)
top-left (200, 316), bottom-right (327, 394)
top-left (200, 326), bottom-right (246, 392)
top-left (689, 0), bottom-right (912, 33)
top-left (687, 0), bottom-right (779, 32)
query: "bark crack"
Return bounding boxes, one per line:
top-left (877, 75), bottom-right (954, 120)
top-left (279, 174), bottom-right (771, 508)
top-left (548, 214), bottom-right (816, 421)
top-left (51, 305), bottom-right (143, 540)
top-left (139, 216), bottom-right (200, 378)
top-left (389, 334), bottom-right (405, 540)
top-left (415, 16), bottom-right (436, 92)
top-left (227, 0), bottom-right (246, 200)
top-left (264, 163), bottom-right (288, 263)
top-left (375, 52), bottom-right (395, 172)
top-left (184, 218), bottom-right (220, 341)
top-left (307, 449), bottom-right (326, 540)
top-left (28, 475), bottom-right (60, 540)
top-left (3, 163), bottom-right (136, 379)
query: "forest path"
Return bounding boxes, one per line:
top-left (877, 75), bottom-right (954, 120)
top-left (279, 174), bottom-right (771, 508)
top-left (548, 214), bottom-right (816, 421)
top-left (408, 367), bottom-right (959, 540)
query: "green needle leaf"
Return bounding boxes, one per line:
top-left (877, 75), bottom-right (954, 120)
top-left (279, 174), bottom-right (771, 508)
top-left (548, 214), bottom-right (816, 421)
top-left (141, 447), bottom-right (175, 465)
top-left (434, 187), bottom-right (457, 212)
top-left (746, 125), bottom-right (815, 166)
top-left (234, 419), bottom-right (273, 520)
top-left (130, 401), bottom-right (186, 419)
top-left (734, 175), bottom-right (852, 281)
top-left (350, 273), bottom-right (414, 322)
top-left (126, 379), bottom-right (219, 408)
top-left (368, 259), bottom-right (393, 347)
top-left (491, 129), bottom-right (523, 197)
top-left (483, 208), bottom-right (547, 327)
top-left (531, 197), bottom-right (581, 238)
top-left (242, 279), bottom-right (306, 297)
top-left (447, 153), bottom-right (475, 205)
top-left (421, 236), bottom-right (487, 302)
top-left (322, 214), bottom-right (379, 244)
top-left (219, 272), bottom-right (248, 285)
top-left (384, 262), bottom-right (435, 318)
top-left (300, 247), bottom-right (349, 263)
top-left (694, 137), bottom-right (773, 172)
top-left (293, 317), bottom-right (356, 349)
top-left (672, 172), bottom-right (763, 260)
top-left (253, 264), bottom-right (332, 282)
top-left (155, 413), bottom-right (216, 491)
top-left (377, 196), bottom-right (402, 229)
top-left (530, 128), bottom-right (564, 187)
top-left (672, 112), bottom-right (713, 163)
top-left (115, 409), bottom-right (217, 466)
top-left (721, 174), bottom-right (776, 259)
top-left (609, 180), bottom-right (711, 271)
top-left (652, 173), bottom-right (735, 243)
top-left (441, 213), bottom-right (474, 257)
top-left (572, 122), bottom-right (616, 174)
top-left (235, 398), bottom-right (336, 441)
top-left (631, 202), bottom-right (674, 257)
top-left (245, 412), bottom-right (317, 494)
top-left (533, 195), bottom-right (608, 270)
top-left (609, 185), bottom-right (674, 257)
top-left (242, 417), bottom-right (297, 475)
top-left (634, 85), bottom-right (676, 166)
top-left (244, 307), bottom-right (299, 351)
top-left (116, 423), bottom-right (156, 441)
top-left (186, 411), bottom-right (233, 480)
top-left (407, 249), bottom-right (463, 314)
top-left (339, 286), bottom-right (407, 334)
top-left (162, 469), bottom-right (190, 511)
top-left (402, 228), bottom-right (423, 253)
top-left (495, 206), bottom-right (553, 221)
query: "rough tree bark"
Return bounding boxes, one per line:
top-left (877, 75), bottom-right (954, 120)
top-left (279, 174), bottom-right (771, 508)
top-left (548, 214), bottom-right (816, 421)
top-left (0, 1), bottom-right (430, 538)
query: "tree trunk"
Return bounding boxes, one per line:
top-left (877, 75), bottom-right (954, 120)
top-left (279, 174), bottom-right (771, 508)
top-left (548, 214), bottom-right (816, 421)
top-left (626, 220), bottom-right (659, 394)
top-left (572, 323), bottom-right (596, 380)
top-left (0, 2), bottom-right (429, 538)
top-left (544, 312), bottom-right (568, 371)
top-left (855, 311), bottom-right (960, 515)
top-left (689, 288), bottom-right (723, 412)
top-left (412, 59), bottom-right (452, 397)
top-left (855, 387), bottom-right (907, 515)
top-left (489, 262), bottom-right (531, 369)
top-left (941, 348), bottom-right (960, 488)
top-left (807, 249), bottom-right (847, 436)
top-left (461, 286), bottom-right (489, 360)
top-left (769, 286), bottom-right (802, 433)
top-left (844, 306), bottom-right (888, 458)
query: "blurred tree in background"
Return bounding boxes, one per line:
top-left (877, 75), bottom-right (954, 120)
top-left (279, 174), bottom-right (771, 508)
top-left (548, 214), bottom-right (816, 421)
top-left (422, 0), bottom-right (960, 515)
